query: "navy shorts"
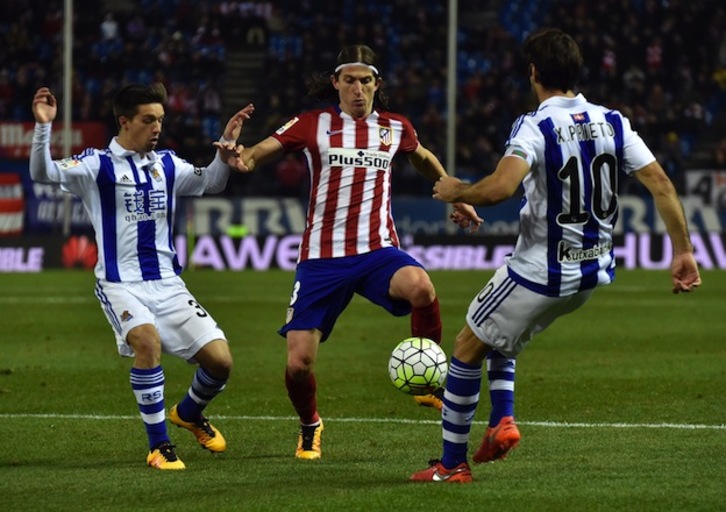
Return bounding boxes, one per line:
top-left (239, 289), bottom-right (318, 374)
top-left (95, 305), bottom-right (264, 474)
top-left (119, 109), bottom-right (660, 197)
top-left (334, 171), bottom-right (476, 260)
top-left (279, 247), bottom-right (425, 342)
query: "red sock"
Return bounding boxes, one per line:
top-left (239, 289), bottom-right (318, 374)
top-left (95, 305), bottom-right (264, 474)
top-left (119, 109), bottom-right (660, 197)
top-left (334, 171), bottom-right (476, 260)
top-left (285, 369), bottom-right (320, 425)
top-left (411, 296), bottom-right (442, 343)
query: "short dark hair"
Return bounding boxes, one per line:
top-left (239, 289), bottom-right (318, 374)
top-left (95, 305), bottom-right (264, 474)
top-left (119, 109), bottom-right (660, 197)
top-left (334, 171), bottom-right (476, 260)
top-left (112, 83), bottom-right (167, 127)
top-left (522, 28), bottom-right (583, 92)
top-left (307, 44), bottom-right (389, 110)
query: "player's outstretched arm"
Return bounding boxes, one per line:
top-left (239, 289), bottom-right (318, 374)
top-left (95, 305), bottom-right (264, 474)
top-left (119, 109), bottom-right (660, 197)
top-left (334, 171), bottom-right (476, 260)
top-left (30, 88), bottom-right (61, 184)
top-left (633, 160), bottom-right (702, 293)
top-left (235, 137), bottom-right (285, 174)
top-left (433, 156), bottom-right (529, 206)
top-left (407, 144), bottom-right (483, 232)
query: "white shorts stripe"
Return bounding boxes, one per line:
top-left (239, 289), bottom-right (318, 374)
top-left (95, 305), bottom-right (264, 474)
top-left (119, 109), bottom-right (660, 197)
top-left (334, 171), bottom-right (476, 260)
top-left (471, 276), bottom-right (517, 326)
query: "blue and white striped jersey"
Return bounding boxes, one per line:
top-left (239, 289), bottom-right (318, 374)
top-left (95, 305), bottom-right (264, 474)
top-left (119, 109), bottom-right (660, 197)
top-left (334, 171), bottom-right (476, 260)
top-left (503, 94), bottom-right (655, 297)
top-left (31, 124), bottom-right (229, 282)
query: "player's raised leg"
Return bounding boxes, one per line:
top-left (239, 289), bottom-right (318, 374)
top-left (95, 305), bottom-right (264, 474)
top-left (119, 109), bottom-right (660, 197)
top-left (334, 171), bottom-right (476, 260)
top-left (411, 295), bottom-right (445, 410)
top-left (169, 339), bottom-right (232, 453)
top-left (388, 265), bottom-right (445, 410)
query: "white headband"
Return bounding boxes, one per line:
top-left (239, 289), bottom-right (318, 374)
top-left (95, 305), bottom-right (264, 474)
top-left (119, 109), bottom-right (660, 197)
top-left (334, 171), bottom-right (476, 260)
top-left (334, 62), bottom-right (379, 76)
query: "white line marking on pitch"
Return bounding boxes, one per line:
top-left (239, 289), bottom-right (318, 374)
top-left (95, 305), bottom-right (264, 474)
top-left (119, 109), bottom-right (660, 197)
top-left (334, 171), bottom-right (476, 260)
top-left (0, 413), bottom-right (724, 430)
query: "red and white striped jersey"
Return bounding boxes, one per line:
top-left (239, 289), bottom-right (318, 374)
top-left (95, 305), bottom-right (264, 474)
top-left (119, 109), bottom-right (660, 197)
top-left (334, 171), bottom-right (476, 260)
top-left (271, 106), bottom-right (419, 262)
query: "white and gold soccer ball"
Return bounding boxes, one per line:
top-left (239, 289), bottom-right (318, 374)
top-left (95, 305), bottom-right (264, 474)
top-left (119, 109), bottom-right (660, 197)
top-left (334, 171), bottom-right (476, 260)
top-left (388, 337), bottom-right (448, 395)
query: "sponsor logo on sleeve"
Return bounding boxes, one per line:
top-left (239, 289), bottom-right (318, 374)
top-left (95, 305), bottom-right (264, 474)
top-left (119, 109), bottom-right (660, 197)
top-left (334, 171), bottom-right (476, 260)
top-left (276, 116), bottom-right (300, 135)
top-left (57, 158), bottom-right (81, 170)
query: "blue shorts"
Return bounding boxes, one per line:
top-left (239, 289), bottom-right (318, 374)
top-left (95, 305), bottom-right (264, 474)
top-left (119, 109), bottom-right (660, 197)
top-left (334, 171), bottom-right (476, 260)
top-left (279, 247), bottom-right (425, 342)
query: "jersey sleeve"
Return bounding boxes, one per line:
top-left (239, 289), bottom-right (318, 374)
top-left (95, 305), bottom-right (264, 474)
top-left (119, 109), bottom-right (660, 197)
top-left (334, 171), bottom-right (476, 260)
top-left (617, 113), bottom-right (656, 175)
top-left (55, 152), bottom-right (101, 197)
top-left (502, 114), bottom-right (540, 168)
top-left (270, 114), bottom-right (311, 152)
top-left (394, 114), bottom-right (420, 154)
top-left (30, 122), bottom-right (99, 196)
top-left (164, 152), bottom-right (210, 196)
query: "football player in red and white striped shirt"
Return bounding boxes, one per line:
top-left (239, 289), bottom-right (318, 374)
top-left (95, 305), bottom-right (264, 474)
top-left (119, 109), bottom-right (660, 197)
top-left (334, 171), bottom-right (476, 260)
top-left (236, 44), bottom-right (482, 459)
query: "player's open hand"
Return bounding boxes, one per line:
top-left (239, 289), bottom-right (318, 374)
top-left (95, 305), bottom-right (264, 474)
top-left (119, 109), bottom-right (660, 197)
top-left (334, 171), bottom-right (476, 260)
top-left (222, 103), bottom-right (255, 142)
top-left (213, 140), bottom-right (249, 171)
top-left (671, 252), bottom-right (702, 294)
top-left (32, 87), bottom-right (57, 123)
top-left (451, 202), bottom-right (484, 233)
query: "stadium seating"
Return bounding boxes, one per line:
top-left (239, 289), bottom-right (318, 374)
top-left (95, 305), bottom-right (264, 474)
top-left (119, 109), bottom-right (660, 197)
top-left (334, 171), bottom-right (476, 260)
top-left (1, 0), bottom-right (723, 198)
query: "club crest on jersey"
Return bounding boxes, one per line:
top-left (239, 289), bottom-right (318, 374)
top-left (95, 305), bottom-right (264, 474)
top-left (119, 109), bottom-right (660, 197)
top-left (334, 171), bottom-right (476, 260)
top-left (57, 158), bottom-right (81, 170)
top-left (379, 127), bottom-right (392, 146)
top-left (571, 113), bottom-right (586, 122)
top-left (120, 310), bottom-right (134, 322)
top-left (276, 116), bottom-right (300, 135)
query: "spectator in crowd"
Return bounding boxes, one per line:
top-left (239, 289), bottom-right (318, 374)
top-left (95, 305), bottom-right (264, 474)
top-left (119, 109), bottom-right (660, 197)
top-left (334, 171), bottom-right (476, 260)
top-left (2, 0), bottom-right (724, 196)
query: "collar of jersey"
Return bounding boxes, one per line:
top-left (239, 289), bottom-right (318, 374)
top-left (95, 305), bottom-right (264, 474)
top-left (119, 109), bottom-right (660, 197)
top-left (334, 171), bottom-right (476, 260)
top-left (335, 105), bottom-right (379, 121)
top-left (539, 93), bottom-right (586, 111)
top-left (109, 138), bottom-right (159, 166)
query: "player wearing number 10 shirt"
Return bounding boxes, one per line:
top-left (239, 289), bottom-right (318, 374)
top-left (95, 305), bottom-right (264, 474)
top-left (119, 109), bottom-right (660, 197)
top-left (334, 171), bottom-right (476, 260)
top-left (411, 28), bottom-right (701, 483)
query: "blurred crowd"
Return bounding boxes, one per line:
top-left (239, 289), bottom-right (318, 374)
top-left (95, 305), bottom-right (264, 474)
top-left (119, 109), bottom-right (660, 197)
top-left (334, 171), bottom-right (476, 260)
top-left (2, 0), bottom-right (725, 198)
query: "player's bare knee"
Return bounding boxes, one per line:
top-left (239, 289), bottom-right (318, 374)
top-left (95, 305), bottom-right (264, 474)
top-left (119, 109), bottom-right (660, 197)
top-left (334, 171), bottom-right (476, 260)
top-left (286, 363), bottom-right (313, 381)
top-left (204, 355), bottom-right (233, 380)
top-left (452, 326), bottom-right (488, 365)
top-left (126, 326), bottom-right (161, 361)
top-left (408, 279), bottom-right (436, 307)
top-left (286, 355), bottom-right (315, 379)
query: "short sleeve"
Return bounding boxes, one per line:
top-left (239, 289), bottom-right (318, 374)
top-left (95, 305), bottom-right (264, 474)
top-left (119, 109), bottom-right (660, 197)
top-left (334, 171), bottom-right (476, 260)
top-left (503, 114), bottom-right (540, 168)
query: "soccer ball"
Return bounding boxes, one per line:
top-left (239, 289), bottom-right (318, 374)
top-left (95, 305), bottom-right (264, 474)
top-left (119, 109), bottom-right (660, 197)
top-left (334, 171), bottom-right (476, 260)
top-left (388, 337), bottom-right (448, 395)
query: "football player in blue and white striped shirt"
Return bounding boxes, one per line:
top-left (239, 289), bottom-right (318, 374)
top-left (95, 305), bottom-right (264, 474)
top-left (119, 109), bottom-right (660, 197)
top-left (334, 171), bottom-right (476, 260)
top-left (411, 28), bottom-right (701, 483)
top-left (30, 84), bottom-right (254, 470)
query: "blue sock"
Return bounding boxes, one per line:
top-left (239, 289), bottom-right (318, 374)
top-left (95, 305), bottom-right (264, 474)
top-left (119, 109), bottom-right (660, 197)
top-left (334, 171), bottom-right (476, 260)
top-left (176, 367), bottom-right (228, 422)
top-left (441, 357), bottom-right (482, 469)
top-left (487, 351), bottom-right (516, 427)
top-left (130, 366), bottom-right (168, 450)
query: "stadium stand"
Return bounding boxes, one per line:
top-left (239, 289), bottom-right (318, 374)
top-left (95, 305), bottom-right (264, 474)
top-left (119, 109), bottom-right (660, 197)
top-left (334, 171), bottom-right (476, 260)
top-left (1, 0), bottom-right (724, 198)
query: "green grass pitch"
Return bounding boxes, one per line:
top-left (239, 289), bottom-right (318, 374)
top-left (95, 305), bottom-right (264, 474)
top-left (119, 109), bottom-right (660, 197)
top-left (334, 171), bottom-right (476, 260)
top-left (1, 269), bottom-right (724, 511)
